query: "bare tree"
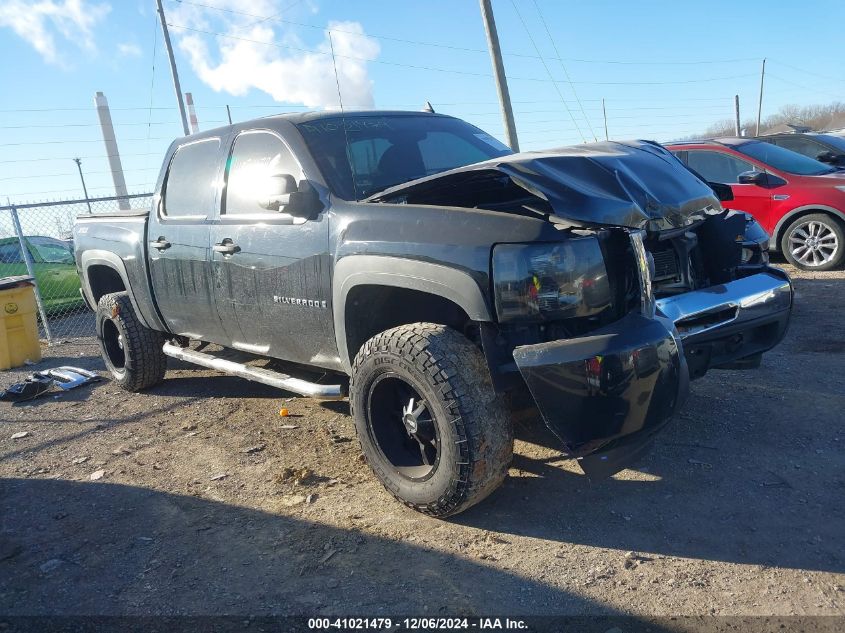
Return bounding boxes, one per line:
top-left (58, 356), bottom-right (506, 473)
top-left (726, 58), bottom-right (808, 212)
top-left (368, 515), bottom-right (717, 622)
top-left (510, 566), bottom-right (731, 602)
top-left (676, 101), bottom-right (845, 141)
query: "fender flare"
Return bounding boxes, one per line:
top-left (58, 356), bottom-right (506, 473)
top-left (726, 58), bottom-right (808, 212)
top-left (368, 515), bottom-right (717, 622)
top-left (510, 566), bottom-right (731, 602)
top-left (770, 204), bottom-right (845, 250)
top-left (332, 255), bottom-right (493, 372)
top-left (80, 250), bottom-right (152, 329)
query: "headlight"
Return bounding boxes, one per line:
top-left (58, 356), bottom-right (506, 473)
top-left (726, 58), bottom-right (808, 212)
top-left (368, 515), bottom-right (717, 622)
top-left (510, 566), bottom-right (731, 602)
top-left (492, 237), bottom-right (612, 323)
top-left (834, 185), bottom-right (845, 193)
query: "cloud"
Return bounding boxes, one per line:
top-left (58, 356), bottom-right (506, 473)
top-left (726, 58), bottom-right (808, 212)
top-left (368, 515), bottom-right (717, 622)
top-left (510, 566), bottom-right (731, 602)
top-left (118, 42), bottom-right (142, 58)
top-left (171, 1), bottom-right (380, 109)
top-left (0, 0), bottom-right (110, 65)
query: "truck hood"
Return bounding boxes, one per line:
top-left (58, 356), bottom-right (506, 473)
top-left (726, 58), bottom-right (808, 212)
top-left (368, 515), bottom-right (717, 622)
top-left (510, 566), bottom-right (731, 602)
top-left (367, 140), bottom-right (723, 232)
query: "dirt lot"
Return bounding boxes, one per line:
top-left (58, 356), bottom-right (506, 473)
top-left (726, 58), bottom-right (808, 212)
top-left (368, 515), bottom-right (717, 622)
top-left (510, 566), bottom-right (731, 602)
top-left (1, 264), bottom-right (843, 619)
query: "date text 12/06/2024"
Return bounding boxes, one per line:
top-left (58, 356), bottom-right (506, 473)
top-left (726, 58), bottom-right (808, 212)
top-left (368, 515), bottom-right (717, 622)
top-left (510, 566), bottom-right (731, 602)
top-left (308, 617), bottom-right (529, 630)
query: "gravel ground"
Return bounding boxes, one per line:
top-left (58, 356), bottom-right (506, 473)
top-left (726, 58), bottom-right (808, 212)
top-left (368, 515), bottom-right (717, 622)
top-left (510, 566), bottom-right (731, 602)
top-left (0, 264), bottom-right (843, 618)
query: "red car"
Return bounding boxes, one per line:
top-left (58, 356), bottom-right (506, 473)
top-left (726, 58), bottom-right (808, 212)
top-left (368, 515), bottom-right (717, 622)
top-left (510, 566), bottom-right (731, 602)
top-left (668, 138), bottom-right (845, 270)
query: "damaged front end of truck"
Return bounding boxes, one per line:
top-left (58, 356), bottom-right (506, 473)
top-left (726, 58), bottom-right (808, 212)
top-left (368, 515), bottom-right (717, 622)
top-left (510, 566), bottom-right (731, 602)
top-left (370, 140), bottom-right (793, 477)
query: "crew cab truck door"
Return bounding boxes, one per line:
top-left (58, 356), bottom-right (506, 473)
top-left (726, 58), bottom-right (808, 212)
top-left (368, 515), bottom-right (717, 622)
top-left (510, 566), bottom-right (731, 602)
top-left (211, 129), bottom-right (334, 366)
top-left (685, 150), bottom-right (774, 226)
top-left (147, 137), bottom-right (229, 343)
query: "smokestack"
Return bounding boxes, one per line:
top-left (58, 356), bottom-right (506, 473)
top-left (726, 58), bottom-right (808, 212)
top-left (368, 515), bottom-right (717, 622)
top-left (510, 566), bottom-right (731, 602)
top-left (185, 92), bottom-right (199, 134)
top-left (94, 92), bottom-right (130, 210)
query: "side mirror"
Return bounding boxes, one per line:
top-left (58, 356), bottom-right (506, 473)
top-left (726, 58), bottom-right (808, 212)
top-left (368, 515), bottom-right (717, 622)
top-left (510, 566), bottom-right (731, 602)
top-left (257, 173), bottom-right (298, 211)
top-left (737, 170), bottom-right (768, 186)
top-left (708, 181), bottom-right (734, 202)
top-left (284, 181), bottom-right (324, 220)
top-left (817, 150), bottom-right (845, 165)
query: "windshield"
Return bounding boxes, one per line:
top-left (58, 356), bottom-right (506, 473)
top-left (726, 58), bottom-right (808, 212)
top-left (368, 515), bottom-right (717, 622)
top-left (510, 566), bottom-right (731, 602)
top-left (735, 141), bottom-right (836, 175)
top-left (296, 115), bottom-right (513, 200)
top-left (29, 237), bottom-right (74, 264)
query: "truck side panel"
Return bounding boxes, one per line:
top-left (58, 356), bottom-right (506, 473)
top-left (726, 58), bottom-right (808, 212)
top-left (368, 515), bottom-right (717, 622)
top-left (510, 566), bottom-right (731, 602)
top-left (74, 213), bottom-right (168, 333)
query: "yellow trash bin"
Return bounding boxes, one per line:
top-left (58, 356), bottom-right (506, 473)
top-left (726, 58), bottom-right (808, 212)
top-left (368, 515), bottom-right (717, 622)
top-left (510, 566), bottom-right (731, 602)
top-left (0, 275), bottom-right (42, 370)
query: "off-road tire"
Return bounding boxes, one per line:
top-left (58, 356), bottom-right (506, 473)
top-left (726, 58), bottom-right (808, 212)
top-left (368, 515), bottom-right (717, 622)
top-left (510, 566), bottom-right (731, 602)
top-left (96, 292), bottom-right (167, 392)
top-left (780, 212), bottom-right (844, 271)
top-left (350, 323), bottom-right (513, 518)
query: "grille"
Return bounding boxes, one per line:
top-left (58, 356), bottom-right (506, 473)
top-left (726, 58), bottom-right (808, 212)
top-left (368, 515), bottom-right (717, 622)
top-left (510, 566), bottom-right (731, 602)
top-left (651, 248), bottom-right (680, 281)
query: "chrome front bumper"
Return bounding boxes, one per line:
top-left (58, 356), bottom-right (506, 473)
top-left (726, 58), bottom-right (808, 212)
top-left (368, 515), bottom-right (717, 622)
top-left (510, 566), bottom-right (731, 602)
top-left (656, 269), bottom-right (792, 340)
top-left (655, 268), bottom-right (793, 378)
top-left (509, 268), bottom-right (792, 478)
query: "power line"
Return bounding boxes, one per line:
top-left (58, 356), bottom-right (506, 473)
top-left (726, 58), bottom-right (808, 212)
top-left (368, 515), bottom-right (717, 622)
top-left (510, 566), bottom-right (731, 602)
top-left (168, 0), bottom-right (758, 66)
top-left (767, 74), bottom-right (844, 101)
top-left (0, 152), bottom-right (165, 165)
top-left (0, 121), bottom-right (209, 129)
top-left (769, 60), bottom-right (845, 84)
top-left (508, 0), bottom-right (585, 142)
top-left (531, 0), bottom-right (597, 141)
top-left (5, 185), bottom-right (154, 198)
top-left (0, 137), bottom-right (174, 147)
top-left (165, 22), bottom-right (759, 86)
top-left (228, 0), bottom-right (306, 33)
top-left (0, 96), bottom-right (766, 116)
top-left (0, 106), bottom-right (176, 113)
top-left (0, 167), bottom-right (160, 182)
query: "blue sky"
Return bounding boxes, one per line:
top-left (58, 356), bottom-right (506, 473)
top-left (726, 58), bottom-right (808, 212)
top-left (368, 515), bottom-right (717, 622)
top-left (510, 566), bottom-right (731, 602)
top-left (0, 0), bottom-right (843, 204)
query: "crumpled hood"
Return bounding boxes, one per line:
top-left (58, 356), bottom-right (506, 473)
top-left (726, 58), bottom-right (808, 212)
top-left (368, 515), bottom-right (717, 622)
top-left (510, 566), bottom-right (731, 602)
top-left (368, 140), bottom-right (723, 232)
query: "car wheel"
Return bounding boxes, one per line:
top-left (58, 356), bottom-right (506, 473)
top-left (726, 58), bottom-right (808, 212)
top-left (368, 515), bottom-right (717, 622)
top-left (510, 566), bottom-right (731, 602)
top-left (349, 323), bottom-right (513, 518)
top-left (781, 213), bottom-right (844, 271)
top-left (96, 292), bottom-right (167, 391)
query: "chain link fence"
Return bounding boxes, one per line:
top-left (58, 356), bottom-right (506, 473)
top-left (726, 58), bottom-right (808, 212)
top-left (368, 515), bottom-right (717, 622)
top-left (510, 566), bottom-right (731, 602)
top-left (0, 193), bottom-right (153, 343)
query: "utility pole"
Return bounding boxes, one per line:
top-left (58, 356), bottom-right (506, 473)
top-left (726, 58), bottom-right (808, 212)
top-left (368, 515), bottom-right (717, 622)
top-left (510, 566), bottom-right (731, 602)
top-left (756, 58), bottom-right (766, 136)
top-left (185, 92), bottom-right (199, 133)
top-left (73, 158), bottom-right (93, 214)
top-left (602, 98), bottom-right (609, 140)
top-left (226, 105), bottom-right (233, 125)
top-left (94, 92), bottom-right (130, 210)
top-left (479, 0), bottom-right (519, 152)
top-left (734, 95), bottom-right (742, 136)
top-left (156, 0), bottom-right (190, 136)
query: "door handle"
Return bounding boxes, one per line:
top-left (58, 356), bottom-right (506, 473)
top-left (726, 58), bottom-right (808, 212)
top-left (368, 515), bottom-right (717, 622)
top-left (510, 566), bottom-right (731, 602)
top-left (149, 237), bottom-right (171, 250)
top-left (213, 239), bottom-right (241, 255)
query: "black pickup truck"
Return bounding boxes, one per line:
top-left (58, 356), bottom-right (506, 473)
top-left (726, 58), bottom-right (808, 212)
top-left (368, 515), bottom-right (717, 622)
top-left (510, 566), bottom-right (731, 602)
top-left (74, 111), bottom-right (793, 517)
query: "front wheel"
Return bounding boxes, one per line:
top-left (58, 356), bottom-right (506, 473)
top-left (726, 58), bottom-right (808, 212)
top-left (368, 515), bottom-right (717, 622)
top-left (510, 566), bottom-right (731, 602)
top-left (350, 323), bottom-right (513, 518)
top-left (781, 213), bottom-right (844, 271)
top-left (96, 292), bottom-right (167, 391)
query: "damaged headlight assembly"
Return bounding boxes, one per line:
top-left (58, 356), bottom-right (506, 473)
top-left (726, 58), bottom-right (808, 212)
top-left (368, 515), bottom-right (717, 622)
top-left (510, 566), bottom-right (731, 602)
top-left (492, 236), bottom-right (613, 323)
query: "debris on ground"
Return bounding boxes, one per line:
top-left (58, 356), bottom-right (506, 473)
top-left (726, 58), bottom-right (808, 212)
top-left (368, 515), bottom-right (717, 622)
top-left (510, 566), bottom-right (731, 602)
top-left (39, 559), bottom-right (63, 573)
top-left (89, 469), bottom-right (105, 481)
top-left (10, 431), bottom-right (30, 440)
top-left (319, 548), bottom-right (337, 564)
top-left (623, 551), bottom-right (654, 569)
top-left (275, 467), bottom-right (313, 486)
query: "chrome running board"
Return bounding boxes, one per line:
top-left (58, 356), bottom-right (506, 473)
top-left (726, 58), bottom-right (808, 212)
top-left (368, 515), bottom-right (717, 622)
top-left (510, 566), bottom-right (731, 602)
top-left (162, 343), bottom-right (344, 400)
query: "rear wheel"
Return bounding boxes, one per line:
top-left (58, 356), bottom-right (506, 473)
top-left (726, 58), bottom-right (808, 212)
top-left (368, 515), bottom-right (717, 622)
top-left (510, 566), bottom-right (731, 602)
top-left (96, 292), bottom-right (167, 391)
top-left (781, 213), bottom-right (844, 271)
top-left (349, 323), bottom-right (513, 518)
